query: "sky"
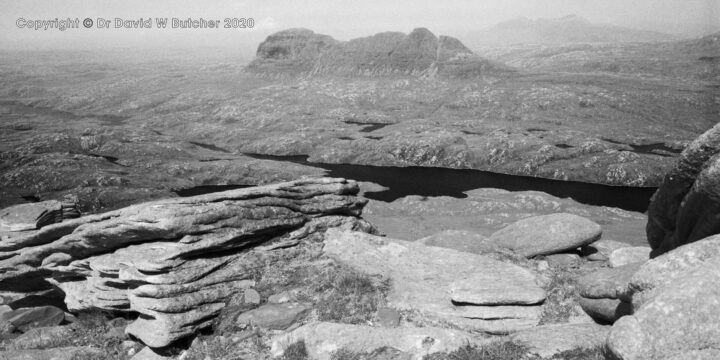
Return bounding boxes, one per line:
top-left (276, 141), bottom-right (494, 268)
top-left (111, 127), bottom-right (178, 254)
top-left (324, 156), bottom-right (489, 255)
top-left (1, 0), bottom-right (718, 53)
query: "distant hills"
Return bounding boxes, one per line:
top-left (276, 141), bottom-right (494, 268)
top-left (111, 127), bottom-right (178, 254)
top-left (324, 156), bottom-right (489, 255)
top-left (463, 14), bottom-right (674, 47)
top-left (247, 28), bottom-right (511, 77)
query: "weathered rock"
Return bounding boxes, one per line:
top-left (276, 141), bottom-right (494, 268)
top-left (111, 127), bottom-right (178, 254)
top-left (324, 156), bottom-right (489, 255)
top-left (608, 246), bottom-right (651, 268)
top-left (0, 200), bottom-right (79, 232)
top-left (577, 263), bottom-right (640, 323)
top-left (0, 178), bottom-right (372, 348)
top-left (581, 239), bottom-right (633, 261)
top-left (646, 123), bottom-right (720, 256)
top-left (323, 229), bottom-right (545, 333)
top-left (0, 346), bottom-right (101, 360)
top-left (510, 323), bottom-right (610, 358)
top-left (271, 322), bottom-right (488, 360)
top-left (268, 290), bottom-right (295, 304)
top-left (619, 234), bottom-right (720, 308)
top-left (8, 325), bottom-right (75, 350)
top-left (578, 297), bottom-right (633, 323)
top-left (416, 230), bottom-right (493, 254)
top-left (607, 255), bottom-right (720, 360)
top-left (578, 263), bottom-right (642, 299)
top-left (487, 213), bottom-right (602, 257)
top-left (0, 306), bottom-right (65, 333)
top-left (235, 302), bottom-right (311, 330)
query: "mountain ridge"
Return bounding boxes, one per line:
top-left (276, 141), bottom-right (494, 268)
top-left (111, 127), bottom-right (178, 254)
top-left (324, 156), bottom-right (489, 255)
top-left (248, 27), bottom-right (512, 77)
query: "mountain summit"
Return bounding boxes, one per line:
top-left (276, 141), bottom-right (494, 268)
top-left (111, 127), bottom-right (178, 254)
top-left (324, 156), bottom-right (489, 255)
top-left (248, 28), bottom-right (509, 77)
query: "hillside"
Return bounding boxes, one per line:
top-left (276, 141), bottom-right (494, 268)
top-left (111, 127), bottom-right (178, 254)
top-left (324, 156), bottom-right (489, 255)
top-left (248, 28), bottom-right (511, 77)
top-left (464, 14), bottom-right (673, 48)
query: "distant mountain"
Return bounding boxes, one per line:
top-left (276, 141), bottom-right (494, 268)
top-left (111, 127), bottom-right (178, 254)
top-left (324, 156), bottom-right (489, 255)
top-left (463, 14), bottom-right (673, 47)
top-left (247, 28), bottom-right (512, 77)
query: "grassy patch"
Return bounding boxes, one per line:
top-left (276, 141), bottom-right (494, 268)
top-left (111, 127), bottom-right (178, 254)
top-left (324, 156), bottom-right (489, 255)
top-left (424, 341), bottom-right (531, 360)
top-left (282, 340), bottom-right (309, 360)
top-left (539, 265), bottom-right (584, 324)
top-left (548, 346), bottom-right (608, 360)
top-left (313, 265), bottom-right (390, 324)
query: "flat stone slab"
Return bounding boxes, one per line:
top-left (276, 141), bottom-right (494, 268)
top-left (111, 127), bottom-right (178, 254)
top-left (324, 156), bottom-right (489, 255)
top-left (271, 322), bottom-right (488, 360)
top-left (578, 262), bottom-right (642, 299)
top-left (487, 213), bottom-right (602, 257)
top-left (323, 229), bottom-right (545, 333)
top-left (416, 230), bottom-right (493, 254)
top-left (510, 322), bottom-right (610, 358)
top-left (582, 239), bottom-right (633, 261)
top-left (235, 302), bottom-right (311, 330)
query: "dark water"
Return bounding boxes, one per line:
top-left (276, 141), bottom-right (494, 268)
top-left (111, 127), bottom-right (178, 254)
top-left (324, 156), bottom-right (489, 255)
top-left (244, 154), bottom-right (657, 213)
top-left (345, 121), bottom-right (390, 133)
top-left (174, 184), bottom-right (253, 197)
top-left (188, 141), bottom-right (231, 153)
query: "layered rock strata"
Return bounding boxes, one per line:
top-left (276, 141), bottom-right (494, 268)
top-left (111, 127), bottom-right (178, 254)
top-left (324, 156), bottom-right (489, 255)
top-left (0, 178), bottom-right (373, 347)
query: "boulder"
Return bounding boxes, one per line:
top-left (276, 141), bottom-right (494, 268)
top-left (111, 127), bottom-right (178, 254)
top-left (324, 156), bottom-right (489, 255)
top-left (619, 234), bottom-right (720, 308)
top-left (235, 302), bottom-right (311, 330)
top-left (0, 306), bottom-right (65, 333)
top-left (577, 263), bottom-right (640, 323)
top-left (510, 322), bottom-right (610, 358)
top-left (608, 246), bottom-right (651, 268)
top-left (646, 123), bottom-right (720, 256)
top-left (0, 178), bottom-right (373, 348)
top-left (607, 255), bottom-right (720, 360)
top-left (416, 229), bottom-right (492, 254)
top-left (323, 229), bottom-right (545, 333)
top-left (578, 297), bottom-right (633, 323)
top-left (581, 239), bottom-right (633, 261)
top-left (487, 213), bottom-right (601, 257)
top-left (270, 322), bottom-right (487, 360)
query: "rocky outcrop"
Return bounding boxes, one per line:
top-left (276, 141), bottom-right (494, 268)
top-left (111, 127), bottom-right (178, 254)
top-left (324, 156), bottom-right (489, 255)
top-left (0, 178), bottom-right (373, 348)
top-left (646, 123), bottom-right (720, 256)
top-left (618, 234), bottom-right (720, 309)
top-left (270, 322), bottom-right (487, 360)
top-left (487, 213), bottom-right (602, 257)
top-left (323, 229), bottom-right (546, 333)
top-left (248, 28), bottom-right (506, 77)
top-left (607, 254), bottom-right (720, 359)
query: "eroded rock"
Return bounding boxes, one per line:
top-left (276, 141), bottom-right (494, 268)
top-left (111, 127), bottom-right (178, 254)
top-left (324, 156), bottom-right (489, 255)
top-left (646, 123), bottom-right (720, 256)
top-left (607, 255), bottom-right (720, 360)
top-left (323, 229), bottom-right (545, 333)
top-left (608, 246), bottom-right (650, 268)
top-left (510, 322), bottom-right (610, 358)
top-left (0, 178), bottom-right (373, 348)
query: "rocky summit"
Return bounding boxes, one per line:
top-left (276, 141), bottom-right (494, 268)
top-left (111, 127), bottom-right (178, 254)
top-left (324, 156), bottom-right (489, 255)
top-left (248, 28), bottom-right (508, 77)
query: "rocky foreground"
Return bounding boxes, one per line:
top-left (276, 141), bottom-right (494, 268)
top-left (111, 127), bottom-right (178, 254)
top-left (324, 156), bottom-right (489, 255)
top-left (0, 124), bottom-right (719, 359)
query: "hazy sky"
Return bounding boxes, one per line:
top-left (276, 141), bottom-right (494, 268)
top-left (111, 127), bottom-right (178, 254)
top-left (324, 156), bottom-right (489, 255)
top-left (1, 0), bottom-right (718, 52)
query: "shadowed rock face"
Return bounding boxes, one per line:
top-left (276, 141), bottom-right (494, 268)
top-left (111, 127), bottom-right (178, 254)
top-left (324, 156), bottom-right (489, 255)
top-left (249, 28), bottom-right (506, 77)
top-left (646, 123), bottom-right (720, 256)
top-left (0, 178), bottom-right (374, 348)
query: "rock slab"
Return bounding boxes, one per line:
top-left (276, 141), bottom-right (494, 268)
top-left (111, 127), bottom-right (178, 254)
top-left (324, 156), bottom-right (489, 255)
top-left (488, 213), bottom-right (602, 257)
top-left (271, 322), bottom-right (487, 360)
top-left (323, 229), bottom-right (545, 333)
